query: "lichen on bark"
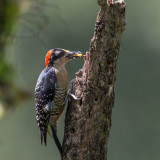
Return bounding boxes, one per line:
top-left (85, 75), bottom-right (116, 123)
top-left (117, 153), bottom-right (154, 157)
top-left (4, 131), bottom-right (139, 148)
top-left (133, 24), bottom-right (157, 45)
top-left (62, 0), bottom-right (126, 159)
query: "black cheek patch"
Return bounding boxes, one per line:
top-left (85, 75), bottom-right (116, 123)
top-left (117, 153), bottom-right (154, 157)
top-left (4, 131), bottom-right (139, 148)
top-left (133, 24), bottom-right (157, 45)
top-left (48, 49), bottom-right (65, 66)
top-left (55, 49), bottom-right (65, 58)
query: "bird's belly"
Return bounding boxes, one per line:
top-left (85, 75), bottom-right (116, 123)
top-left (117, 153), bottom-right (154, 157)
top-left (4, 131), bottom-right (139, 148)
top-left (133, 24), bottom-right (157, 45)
top-left (54, 86), bottom-right (67, 107)
top-left (50, 86), bottom-right (67, 121)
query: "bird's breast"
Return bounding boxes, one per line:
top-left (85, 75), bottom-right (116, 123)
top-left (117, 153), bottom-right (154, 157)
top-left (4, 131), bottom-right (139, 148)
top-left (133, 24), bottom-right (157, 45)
top-left (54, 66), bottom-right (68, 89)
top-left (54, 86), bottom-right (67, 107)
top-left (50, 86), bottom-right (67, 122)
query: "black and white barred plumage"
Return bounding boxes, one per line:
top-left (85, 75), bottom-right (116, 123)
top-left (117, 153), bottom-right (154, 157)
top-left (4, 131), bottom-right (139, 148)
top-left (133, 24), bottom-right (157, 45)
top-left (35, 66), bottom-right (57, 145)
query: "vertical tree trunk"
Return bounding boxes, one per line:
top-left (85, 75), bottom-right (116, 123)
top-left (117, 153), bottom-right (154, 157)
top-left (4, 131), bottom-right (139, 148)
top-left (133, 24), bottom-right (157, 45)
top-left (63, 0), bottom-right (126, 159)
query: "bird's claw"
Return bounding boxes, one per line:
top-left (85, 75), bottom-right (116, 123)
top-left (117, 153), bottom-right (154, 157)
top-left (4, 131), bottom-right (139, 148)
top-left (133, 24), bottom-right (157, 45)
top-left (63, 79), bottom-right (80, 105)
top-left (68, 79), bottom-right (80, 101)
top-left (67, 90), bottom-right (80, 101)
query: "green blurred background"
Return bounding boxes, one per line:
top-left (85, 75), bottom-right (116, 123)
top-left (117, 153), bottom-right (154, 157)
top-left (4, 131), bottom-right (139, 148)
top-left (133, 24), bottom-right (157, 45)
top-left (0, 0), bottom-right (160, 160)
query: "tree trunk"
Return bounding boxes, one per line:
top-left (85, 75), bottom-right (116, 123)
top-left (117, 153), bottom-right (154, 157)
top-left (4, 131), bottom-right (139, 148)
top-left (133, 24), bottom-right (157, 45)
top-left (62, 0), bottom-right (126, 159)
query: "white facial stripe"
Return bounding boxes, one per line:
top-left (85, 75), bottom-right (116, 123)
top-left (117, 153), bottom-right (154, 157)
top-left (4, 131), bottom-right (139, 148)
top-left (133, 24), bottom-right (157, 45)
top-left (64, 50), bottom-right (70, 54)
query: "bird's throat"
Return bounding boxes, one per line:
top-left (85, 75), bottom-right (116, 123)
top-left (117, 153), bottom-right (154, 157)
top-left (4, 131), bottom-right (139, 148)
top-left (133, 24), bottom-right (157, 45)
top-left (53, 65), bottom-right (68, 89)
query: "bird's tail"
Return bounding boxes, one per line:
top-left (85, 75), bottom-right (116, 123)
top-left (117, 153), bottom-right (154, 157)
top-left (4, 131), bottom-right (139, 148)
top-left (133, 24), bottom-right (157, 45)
top-left (48, 120), bottom-right (57, 138)
top-left (40, 129), bottom-right (47, 146)
top-left (50, 126), bottom-right (63, 157)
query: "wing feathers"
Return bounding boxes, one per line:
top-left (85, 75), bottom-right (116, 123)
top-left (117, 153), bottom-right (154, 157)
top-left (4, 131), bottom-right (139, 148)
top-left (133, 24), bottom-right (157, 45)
top-left (35, 67), bottom-right (57, 146)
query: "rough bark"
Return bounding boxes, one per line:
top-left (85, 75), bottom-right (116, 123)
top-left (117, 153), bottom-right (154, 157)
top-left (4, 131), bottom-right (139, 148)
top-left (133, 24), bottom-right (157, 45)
top-left (62, 0), bottom-right (126, 159)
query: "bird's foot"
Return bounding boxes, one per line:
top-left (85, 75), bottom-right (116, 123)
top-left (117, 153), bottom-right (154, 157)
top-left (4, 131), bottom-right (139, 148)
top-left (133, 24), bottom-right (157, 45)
top-left (67, 89), bottom-right (80, 101)
top-left (68, 79), bottom-right (80, 100)
top-left (63, 79), bottom-right (80, 105)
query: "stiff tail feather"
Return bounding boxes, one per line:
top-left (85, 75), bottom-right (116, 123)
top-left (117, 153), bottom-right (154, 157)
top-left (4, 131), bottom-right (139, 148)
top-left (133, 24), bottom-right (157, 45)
top-left (51, 126), bottom-right (63, 157)
top-left (40, 129), bottom-right (47, 146)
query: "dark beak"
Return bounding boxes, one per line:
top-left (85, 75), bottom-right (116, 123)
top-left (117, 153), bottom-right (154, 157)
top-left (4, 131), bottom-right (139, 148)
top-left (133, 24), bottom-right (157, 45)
top-left (66, 51), bottom-right (83, 59)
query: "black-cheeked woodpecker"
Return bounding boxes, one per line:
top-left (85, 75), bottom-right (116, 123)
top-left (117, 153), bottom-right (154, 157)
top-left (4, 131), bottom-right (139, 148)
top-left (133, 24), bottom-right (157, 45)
top-left (35, 48), bottom-right (82, 156)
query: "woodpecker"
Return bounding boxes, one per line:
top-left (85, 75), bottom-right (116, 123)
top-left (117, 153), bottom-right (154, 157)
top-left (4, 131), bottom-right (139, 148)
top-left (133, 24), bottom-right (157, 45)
top-left (35, 48), bottom-right (82, 156)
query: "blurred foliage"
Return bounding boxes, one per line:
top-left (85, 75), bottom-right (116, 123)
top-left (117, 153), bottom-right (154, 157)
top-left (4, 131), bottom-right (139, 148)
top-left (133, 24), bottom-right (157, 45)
top-left (0, 0), bottom-right (18, 46)
top-left (0, 54), bottom-right (14, 85)
top-left (0, 0), bottom-right (31, 117)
